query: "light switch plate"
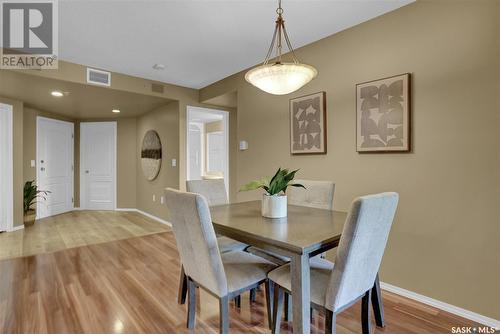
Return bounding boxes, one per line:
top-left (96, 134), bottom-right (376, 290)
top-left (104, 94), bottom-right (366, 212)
top-left (31, 160), bottom-right (36, 167)
top-left (153, 194), bottom-right (156, 202)
top-left (171, 159), bottom-right (177, 167)
top-left (160, 196), bottom-right (165, 204)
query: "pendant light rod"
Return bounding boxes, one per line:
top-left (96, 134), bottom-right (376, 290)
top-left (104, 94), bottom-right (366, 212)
top-left (263, 0), bottom-right (299, 65)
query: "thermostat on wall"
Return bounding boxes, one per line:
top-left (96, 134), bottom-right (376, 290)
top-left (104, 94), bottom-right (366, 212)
top-left (239, 140), bottom-right (248, 151)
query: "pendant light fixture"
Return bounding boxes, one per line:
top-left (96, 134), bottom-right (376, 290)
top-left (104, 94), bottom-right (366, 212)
top-left (245, 0), bottom-right (318, 95)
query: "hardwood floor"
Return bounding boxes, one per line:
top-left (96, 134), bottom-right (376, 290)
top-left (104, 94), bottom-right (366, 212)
top-left (0, 231), bottom-right (480, 334)
top-left (0, 210), bottom-right (170, 261)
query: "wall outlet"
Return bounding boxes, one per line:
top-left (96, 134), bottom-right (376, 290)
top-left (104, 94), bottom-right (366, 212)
top-left (153, 194), bottom-right (156, 202)
top-left (160, 196), bottom-right (165, 204)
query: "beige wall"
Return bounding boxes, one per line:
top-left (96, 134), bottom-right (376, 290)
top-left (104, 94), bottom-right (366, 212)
top-left (137, 101), bottom-right (180, 220)
top-left (200, 1), bottom-right (500, 320)
top-left (0, 96), bottom-right (23, 227)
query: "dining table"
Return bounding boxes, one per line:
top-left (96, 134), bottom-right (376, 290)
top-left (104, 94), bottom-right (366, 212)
top-left (211, 200), bottom-right (385, 334)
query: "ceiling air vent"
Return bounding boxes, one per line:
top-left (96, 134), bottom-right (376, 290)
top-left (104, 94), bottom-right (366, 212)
top-left (86, 68), bottom-right (111, 86)
top-left (151, 83), bottom-right (164, 94)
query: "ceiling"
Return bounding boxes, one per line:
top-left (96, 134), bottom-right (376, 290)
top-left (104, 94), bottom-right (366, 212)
top-left (59, 0), bottom-right (413, 89)
top-left (0, 71), bottom-right (171, 119)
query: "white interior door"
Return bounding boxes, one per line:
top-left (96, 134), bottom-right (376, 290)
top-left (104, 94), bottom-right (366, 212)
top-left (0, 103), bottom-right (13, 232)
top-left (80, 122), bottom-right (117, 210)
top-left (37, 117), bottom-right (74, 219)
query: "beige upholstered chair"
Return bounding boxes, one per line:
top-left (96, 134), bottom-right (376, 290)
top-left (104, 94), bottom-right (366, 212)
top-left (179, 180), bottom-right (248, 306)
top-left (268, 192), bottom-right (399, 334)
top-left (165, 188), bottom-right (277, 333)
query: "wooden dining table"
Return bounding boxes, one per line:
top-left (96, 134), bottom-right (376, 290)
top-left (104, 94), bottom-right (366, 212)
top-left (211, 200), bottom-right (385, 334)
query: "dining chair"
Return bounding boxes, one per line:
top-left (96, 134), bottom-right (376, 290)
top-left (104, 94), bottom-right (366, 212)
top-left (165, 188), bottom-right (277, 333)
top-left (268, 192), bottom-right (399, 334)
top-left (247, 179), bottom-right (335, 319)
top-left (179, 179), bottom-right (248, 306)
top-left (186, 179), bottom-right (247, 253)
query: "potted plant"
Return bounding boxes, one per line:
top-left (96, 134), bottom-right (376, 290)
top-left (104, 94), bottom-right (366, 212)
top-left (240, 168), bottom-right (305, 218)
top-left (23, 180), bottom-right (49, 227)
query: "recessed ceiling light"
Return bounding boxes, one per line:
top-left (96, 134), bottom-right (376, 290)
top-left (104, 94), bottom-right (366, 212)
top-left (112, 109), bottom-right (121, 113)
top-left (51, 91), bottom-right (64, 97)
top-left (152, 63), bottom-right (165, 70)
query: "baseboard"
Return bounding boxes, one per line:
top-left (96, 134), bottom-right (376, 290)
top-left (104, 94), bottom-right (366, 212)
top-left (7, 225), bottom-right (24, 232)
top-left (380, 282), bottom-right (500, 329)
top-left (115, 208), bottom-right (172, 227)
top-left (115, 208), bottom-right (137, 212)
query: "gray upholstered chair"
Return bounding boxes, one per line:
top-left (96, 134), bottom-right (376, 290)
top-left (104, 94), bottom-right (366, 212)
top-left (179, 180), bottom-right (248, 305)
top-left (186, 179), bottom-right (247, 253)
top-left (247, 179), bottom-right (335, 318)
top-left (165, 188), bottom-right (277, 333)
top-left (268, 192), bottom-right (399, 334)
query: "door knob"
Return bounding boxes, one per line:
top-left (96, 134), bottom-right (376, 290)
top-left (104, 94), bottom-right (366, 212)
top-left (85, 170), bottom-right (89, 174)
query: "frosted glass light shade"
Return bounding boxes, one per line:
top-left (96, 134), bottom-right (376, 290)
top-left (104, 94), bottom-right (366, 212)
top-left (245, 62), bottom-right (318, 95)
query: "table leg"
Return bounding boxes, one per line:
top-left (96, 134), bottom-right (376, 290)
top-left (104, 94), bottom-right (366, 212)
top-left (371, 273), bottom-right (385, 328)
top-left (291, 254), bottom-right (310, 334)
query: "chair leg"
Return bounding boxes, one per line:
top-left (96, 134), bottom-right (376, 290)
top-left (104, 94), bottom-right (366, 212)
top-left (178, 266), bottom-right (187, 305)
top-left (371, 274), bottom-right (385, 327)
top-left (362, 290), bottom-right (372, 334)
top-left (264, 280), bottom-right (274, 329)
top-left (187, 278), bottom-right (196, 330)
top-left (250, 288), bottom-right (257, 302)
top-left (272, 284), bottom-right (284, 334)
top-left (284, 293), bottom-right (293, 321)
top-left (325, 310), bottom-right (336, 334)
top-left (219, 296), bottom-right (229, 334)
top-left (233, 295), bottom-right (241, 308)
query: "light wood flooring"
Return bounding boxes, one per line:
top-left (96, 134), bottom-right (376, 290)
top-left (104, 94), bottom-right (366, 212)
top-left (0, 210), bottom-right (170, 261)
top-left (0, 229), bottom-right (481, 333)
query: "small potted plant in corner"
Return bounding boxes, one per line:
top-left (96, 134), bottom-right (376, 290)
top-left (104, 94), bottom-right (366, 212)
top-left (240, 168), bottom-right (305, 219)
top-left (23, 180), bottom-right (49, 227)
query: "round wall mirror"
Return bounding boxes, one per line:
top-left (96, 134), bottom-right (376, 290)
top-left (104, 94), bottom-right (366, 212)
top-left (141, 130), bottom-right (162, 181)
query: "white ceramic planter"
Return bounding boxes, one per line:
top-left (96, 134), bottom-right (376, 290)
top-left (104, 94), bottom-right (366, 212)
top-left (261, 194), bottom-right (287, 218)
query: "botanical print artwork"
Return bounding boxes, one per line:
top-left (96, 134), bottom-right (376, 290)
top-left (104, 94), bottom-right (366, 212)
top-left (290, 92), bottom-right (327, 155)
top-left (356, 73), bottom-right (411, 152)
top-left (141, 130), bottom-right (162, 181)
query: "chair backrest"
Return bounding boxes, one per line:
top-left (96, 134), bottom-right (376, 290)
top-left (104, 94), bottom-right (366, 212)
top-left (164, 188), bottom-right (228, 297)
top-left (325, 192), bottom-right (399, 312)
top-left (288, 179), bottom-right (335, 210)
top-left (186, 179), bottom-right (228, 207)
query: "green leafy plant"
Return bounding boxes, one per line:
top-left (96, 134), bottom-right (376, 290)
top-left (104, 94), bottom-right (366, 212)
top-left (23, 180), bottom-right (50, 214)
top-left (240, 168), bottom-right (305, 196)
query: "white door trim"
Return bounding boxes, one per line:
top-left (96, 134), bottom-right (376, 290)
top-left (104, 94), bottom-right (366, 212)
top-left (186, 106), bottom-right (230, 196)
top-left (36, 116), bottom-right (74, 218)
top-left (0, 103), bottom-right (13, 232)
top-left (79, 121), bottom-right (117, 210)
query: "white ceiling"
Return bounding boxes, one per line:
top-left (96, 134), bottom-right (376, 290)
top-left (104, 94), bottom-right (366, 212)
top-left (59, 0), bottom-right (413, 89)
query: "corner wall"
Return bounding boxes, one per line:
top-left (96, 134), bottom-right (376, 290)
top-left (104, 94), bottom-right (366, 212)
top-left (136, 101), bottom-right (180, 220)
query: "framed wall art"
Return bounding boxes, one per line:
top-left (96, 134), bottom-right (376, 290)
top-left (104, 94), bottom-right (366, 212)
top-left (356, 73), bottom-right (411, 152)
top-left (290, 91), bottom-right (327, 155)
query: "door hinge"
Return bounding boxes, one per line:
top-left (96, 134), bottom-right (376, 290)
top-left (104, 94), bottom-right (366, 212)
top-left (72, 133), bottom-right (74, 139)
top-left (71, 197), bottom-right (74, 203)
top-left (71, 165), bottom-right (74, 171)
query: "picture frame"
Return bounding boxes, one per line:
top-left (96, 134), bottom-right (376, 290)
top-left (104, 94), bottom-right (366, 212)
top-left (356, 73), bottom-right (411, 152)
top-left (289, 91), bottom-right (327, 155)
